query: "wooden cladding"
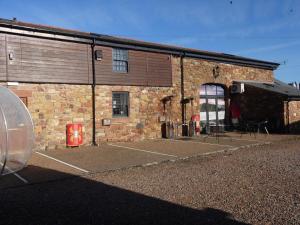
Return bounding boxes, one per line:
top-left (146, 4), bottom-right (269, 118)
top-left (5, 34), bottom-right (92, 84)
top-left (0, 34), bottom-right (7, 80)
top-left (94, 46), bottom-right (172, 86)
top-left (0, 33), bottom-right (172, 86)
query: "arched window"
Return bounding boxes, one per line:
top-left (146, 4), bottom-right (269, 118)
top-left (200, 84), bottom-right (225, 132)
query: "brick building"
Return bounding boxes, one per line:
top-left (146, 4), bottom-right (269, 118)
top-left (0, 19), bottom-right (299, 151)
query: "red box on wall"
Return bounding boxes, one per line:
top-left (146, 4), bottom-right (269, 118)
top-left (66, 123), bottom-right (83, 147)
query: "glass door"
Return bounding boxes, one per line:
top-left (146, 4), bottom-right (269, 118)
top-left (200, 84), bottom-right (225, 133)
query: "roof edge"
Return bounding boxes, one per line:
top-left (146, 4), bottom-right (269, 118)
top-left (0, 18), bottom-right (280, 70)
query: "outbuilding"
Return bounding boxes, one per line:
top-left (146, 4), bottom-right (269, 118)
top-left (0, 18), bottom-right (299, 150)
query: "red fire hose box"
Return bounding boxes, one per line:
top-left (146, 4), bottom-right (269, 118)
top-left (191, 114), bottom-right (200, 133)
top-left (66, 123), bottom-right (83, 147)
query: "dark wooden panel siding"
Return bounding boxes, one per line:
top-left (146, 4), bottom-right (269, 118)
top-left (146, 52), bottom-right (172, 86)
top-left (1, 33), bottom-right (171, 86)
top-left (95, 46), bottom-right (172, 86)
top-left (0, 34), bottom-right (7, 80)
top-left (87, 46), bottom-right (93, 83)
top-left (6, 34), bottom-right (91, 84)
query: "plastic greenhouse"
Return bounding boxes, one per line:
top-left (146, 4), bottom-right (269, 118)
top-left (0, 86), bottom-right (34, 175)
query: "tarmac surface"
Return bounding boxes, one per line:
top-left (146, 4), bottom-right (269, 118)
top-left (0, 133), bottom-right (275, 189)
top-left (0, 133), bottom-right (299, 224)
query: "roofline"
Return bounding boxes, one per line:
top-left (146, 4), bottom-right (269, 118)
top-left (288, 97), bottom-right (300, 101)
top-left (234, 79), bottom-right (300, 98)
top-left (0, 18), bottom-right (280, 70)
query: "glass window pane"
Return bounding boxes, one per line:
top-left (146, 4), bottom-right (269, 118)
top-left (217, 99), bottom-right (225, 111)
top-left (199, 99), bottom-right (207, 112)
top-left (200, 98), bottom-right (207, 121)
top-left (113, 48), bottom-right (128, 60)
top-left (217, 99), bottom-right (225, 123)
top-left (200, 85), bottom-right (206, 95)
top-left (216, 86), bottom-right (224, 96)
top-left (200, 85), bottom-right (224, 96)
top-left (206, 85), bottom-right (217, 95)
top-left (113, 60), bottom-right (128, 72)
top-left (207, 99), bottom-right (216, 112)
top-left (200, 85), bottom-right (226, 130)
top-left (112, 92), bottom-right (129, 117)
top-left (207, 99), bottom-right (217, 125)
top-left (113, 48), bottom-right (128, 73)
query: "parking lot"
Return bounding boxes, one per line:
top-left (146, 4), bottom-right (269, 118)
top-left (0, 133), bottom-right (296, 189)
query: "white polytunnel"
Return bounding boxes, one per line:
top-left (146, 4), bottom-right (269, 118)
top-left (0, 86), bottom-right (34, 175)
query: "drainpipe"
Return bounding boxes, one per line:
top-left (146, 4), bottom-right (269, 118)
top-left (91, 39), bottom-right (97, 146)
top-left (180, 53), bottom-right (185, 125)
top-left (286, 99), bottom-right (290, 133)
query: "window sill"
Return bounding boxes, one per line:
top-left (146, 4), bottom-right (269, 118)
top-left (111, 117), bottom-right (130, 124)
top-left (112, 71), bottom-right (129, 74)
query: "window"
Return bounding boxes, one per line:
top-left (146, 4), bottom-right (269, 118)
top-left (199, 84), bottom-right (226, 132)
top-left (112, 92), bottom-right (129, 117)
top-left (113, 48), bottom-right (128, 73)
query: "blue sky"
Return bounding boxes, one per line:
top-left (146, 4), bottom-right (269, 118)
top-left (0, 0), bottom-right (299, 82)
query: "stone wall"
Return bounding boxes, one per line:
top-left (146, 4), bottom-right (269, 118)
top-left (94, 60), bottom-right (182, 142)
top-left (94, 55), bottom-right (274, 141)
top-left (1, 56), bottom-right (277, 150)
top-left (234, 85), bottom-right (285, 132)
top-left (174, 57), bottom-right (275, 120)
top-left (3, 55), bottom-right (182, 149)
top-left (7, 84), bottom-right (93, 151)
top-left (94, 86), bottom-right (181, 142)
top-left (287, 101), bottom-right (300, 133)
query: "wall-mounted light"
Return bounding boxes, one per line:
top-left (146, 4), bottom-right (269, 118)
top-left (213, 65), bottom-right (220, 79)
top-left (7, 82), bottom-right (19, 86)
top-left (95, 50), bottom-right (103, 61)
top-left (102, 118), bottom-right (111, 126)
top-left (8, 52), bottom-right (14, 60)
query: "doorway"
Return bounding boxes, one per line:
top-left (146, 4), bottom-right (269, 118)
top-left (200, 84), bottom-right (225, 133)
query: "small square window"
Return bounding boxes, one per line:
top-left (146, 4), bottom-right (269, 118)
top-left (112, 48), bottom-right (128, 73)
top-left (112, 92), bottom-right (129, 117)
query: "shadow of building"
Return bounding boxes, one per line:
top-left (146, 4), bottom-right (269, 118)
top-left (0, 165), bottom-right (250, 225)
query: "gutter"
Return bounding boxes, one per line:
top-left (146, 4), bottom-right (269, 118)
top-left (287, 97), bottom-right (300, 101)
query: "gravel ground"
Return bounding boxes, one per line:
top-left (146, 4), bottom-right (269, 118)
top-left (0, 139), bottom-right (299, 225)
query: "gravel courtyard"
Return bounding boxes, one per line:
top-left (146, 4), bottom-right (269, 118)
top-left (0, 138), bottom-right (299, 225)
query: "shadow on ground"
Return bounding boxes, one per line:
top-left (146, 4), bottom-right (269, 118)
top-left (0, 165), bottom-right (249, 225)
